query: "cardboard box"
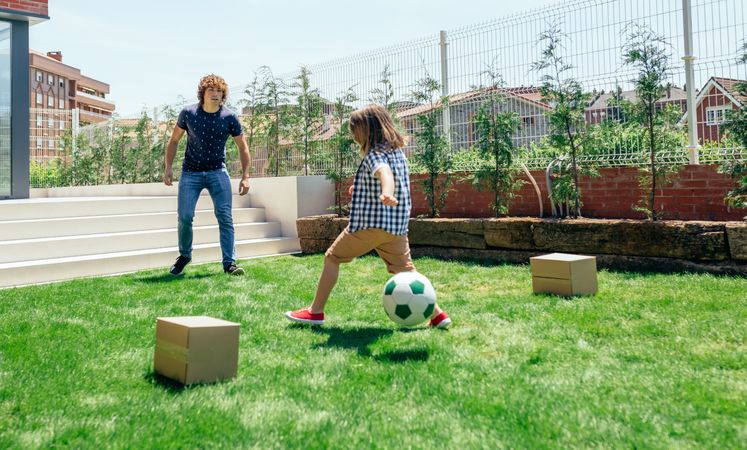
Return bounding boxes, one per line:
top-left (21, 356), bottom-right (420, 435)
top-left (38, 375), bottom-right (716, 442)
top-left (530, 253), bottom-right (597, 296)
top-left (154, 316), bottom-right (240, 385)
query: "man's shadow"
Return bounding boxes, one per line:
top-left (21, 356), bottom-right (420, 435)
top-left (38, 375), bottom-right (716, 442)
top-left (135, 273), bottom-right (214, 284)
top-left (304, 325), bottom-right (430, 363)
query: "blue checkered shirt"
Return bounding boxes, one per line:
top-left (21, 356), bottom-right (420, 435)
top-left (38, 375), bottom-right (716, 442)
top-left (348, 145), bottom-right (412, 235)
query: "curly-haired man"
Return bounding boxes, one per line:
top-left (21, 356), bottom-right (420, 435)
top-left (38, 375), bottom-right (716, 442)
top-left (164, 74), bottom-right (251, 276)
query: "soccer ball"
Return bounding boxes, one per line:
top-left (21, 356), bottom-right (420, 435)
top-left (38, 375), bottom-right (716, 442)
top-left (382, 272), bottom-right (437, 326)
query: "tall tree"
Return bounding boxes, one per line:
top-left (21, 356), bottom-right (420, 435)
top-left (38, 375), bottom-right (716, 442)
top-left (326, 86), bottom-right (359, 216)
top-left (623, 24), bottom-right (678, 221)
top-left (291, 66), bottom-right (325, 175)
top-left (720, 41), bottom-right (747, 216)
top-left (410, 75), bottom-right (453, 217)
top-left (471, 64), bottom-right (523, 216)
top-left (370, 64), bottom-right (395, 111)
top-left (258, 66), bottom-right (292, 176)
top-left (532, 24), bottom-right (591, 218)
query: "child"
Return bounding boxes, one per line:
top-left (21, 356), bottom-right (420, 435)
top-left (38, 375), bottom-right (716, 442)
top-left (284, 104), bottom-right (451, 328)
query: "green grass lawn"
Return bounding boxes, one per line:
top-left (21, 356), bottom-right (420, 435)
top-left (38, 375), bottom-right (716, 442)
top-left (1, 255), bottom-right (745, 449)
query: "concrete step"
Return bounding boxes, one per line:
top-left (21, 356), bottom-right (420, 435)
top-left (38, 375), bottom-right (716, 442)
top-left (0, 195), bottom-right (250, 221)
top-left (0, 208), bottom-right (266, 240)
top-left (0, 222), bottom-right (282, 264)
top-left (0, 237), bottom-right (300, 288)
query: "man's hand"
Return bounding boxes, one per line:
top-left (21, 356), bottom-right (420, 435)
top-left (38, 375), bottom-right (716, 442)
top-left (164, 167), bottom-right (174, 186)
top-left (348, 185), bottom-right (354, 196)
top-left (380, 193), bottom-right (399, 206)
top-left (239, 176), bottom-right (250, 195)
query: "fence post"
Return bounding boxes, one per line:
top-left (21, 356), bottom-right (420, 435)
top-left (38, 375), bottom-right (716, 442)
top-left (439, 30), bottom-right (451, 150)
top-left (682, 0), bottom-right (700, 164)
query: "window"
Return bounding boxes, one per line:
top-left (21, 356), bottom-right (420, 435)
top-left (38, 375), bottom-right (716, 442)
top-left (59, 78), bottom-right (65, 88)
top-left (47, 117), bottom-right (54, 128)
top-left (36, 115), bottom-right (42, 128)
top-left (47, 74), bottom-right (54, 85)
top-left (48, 139), bottom-right (55, 149)
top-left (705, 106), bottom-right (729, 125)
top-left (59, 99), bottom-right (65, 109)
top-left (522, 116), bottom-right (535, 127)
top-left (47, 96), bottom-right (54, 107)
top-left (36, 138), bottom-right (43, 149)
top-left (36, 93), bottom-right (43, 105)
top-left (60, 120), bottom-right (65, 130)
top-left (35, 71), bottom-right (42, 82)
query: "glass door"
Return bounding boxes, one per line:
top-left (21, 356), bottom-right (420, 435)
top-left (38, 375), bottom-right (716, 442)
top-left (0, 21), bottom-right (10, 197)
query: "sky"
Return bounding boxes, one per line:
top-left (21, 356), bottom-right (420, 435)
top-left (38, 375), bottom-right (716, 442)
top-left (29, 0), bottom-right (561, 116)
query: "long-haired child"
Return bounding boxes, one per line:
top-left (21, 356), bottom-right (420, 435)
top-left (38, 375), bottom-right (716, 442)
top-left (285, 104), bottom-right (451, 328)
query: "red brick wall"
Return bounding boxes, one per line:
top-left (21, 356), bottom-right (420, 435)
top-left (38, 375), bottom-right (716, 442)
top-left (1, 0), bottom-right (48, 16)
top-left (341, 165), bottom-right (744, 221)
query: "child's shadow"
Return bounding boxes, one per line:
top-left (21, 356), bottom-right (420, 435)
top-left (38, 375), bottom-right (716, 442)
top-left (309, 325), bottom-right (393, 357)
top-left (308, 326), bottom-right (430, 362)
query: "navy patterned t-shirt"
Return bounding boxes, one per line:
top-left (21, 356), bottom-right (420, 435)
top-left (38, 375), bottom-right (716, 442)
top-left (177, 104), bottom-right (243, 172)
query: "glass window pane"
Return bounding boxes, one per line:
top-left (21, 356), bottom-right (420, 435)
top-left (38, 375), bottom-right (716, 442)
top-left (0, 21), bottom-right (11, 197)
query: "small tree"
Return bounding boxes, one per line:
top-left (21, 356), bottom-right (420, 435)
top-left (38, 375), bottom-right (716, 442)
top-left (325, 87), bottom-right (359, 216)
top-left (623, 24), bottom-right (680, 221)
top-left (239, 72), bottom-right (269, 176)
top-left (108, 121), bottom-right (133, 184)
top-left (370, 64), bottom-right (395, 112)
top-left (720, 41), bottom-right (747, 216)
top-left (291, 66), bottom-right (325, 175)
top-left (471, 64), bottom-right (523, 216)
top-left (410, 75), bottom-right (453, 217)
top-left (258, 66), bottom-right (292, 176)
top-left (532, 24), bottom-right (591, 218)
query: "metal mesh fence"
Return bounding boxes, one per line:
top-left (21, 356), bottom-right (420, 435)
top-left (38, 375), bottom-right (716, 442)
top-left (28, 0), bottom-right (747, 186)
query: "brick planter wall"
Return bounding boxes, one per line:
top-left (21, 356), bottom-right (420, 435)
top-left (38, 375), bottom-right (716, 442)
top-left (340, 164), bottom-right (745, 221)
top-left (2, 1), bottom-right (48, 16)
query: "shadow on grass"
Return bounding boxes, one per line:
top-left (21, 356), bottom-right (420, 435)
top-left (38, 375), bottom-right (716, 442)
top-left (305, 325), bottom-right (393, 357)
top-left (374, 348), bottom-right (430, 363)
top-left (135, 273), bottom-right (214, 284)
top-left (143, 371), bottom-right (188, 394)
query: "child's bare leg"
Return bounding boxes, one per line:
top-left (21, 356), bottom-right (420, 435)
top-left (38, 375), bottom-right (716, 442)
top-left (310, 256), bottom-right (339, 313)
top-left (431, 304), bottom-right (444, 319)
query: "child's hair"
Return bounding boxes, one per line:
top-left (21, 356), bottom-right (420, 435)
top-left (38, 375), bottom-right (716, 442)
top-left (197, 74), bottom-right (228, 106)
top-left (349, 104), bottom-right (405, 154)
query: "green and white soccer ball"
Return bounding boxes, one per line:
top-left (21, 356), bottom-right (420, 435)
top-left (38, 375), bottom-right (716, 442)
top-left (382, 272), bottom-right (436, 326)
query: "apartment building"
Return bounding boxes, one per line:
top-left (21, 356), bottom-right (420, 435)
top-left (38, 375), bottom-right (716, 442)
top-left (29, 49), bottom-right (115, 161)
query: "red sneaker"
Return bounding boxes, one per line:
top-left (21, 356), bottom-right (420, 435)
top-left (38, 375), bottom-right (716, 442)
top-left (284, 308), bottom-right (325, 325)
top-left (429, 312), bottom-right (452, 329)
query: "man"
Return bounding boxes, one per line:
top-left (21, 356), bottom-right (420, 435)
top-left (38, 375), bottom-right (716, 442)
top-left (164, 74), bottom-right (251, 276)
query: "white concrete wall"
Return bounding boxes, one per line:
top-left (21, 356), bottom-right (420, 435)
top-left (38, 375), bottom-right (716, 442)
top-left (248, 176), bottom-right (334, 238)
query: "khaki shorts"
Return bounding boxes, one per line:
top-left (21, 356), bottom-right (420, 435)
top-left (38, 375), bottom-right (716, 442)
top-left (325, 227), bottom-right (416, 274)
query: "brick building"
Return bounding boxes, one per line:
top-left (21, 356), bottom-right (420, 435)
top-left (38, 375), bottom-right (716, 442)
top-left (29, 49), bottom-right (115, 161)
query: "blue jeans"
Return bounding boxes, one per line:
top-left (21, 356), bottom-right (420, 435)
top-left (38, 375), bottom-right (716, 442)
top-left (177, 168), bottom-right (235, 268)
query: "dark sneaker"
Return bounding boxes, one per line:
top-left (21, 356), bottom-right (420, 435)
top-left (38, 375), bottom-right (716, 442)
top-left (429, 312), bottom-right (452, 329)
top-left (224, 264), bottom-right (245, 276)
top-left (284, 308), bottom-right (325, 325)
top-left (169, 255), bottom-right (191, 276)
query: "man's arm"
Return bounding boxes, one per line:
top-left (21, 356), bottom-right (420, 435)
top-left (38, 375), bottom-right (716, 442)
top-left (374, 166), bottom-right (398, 206)
top-left (234, 134), bottom-right (251, 195)
top-left (164, 126), bottom-right (186, 186)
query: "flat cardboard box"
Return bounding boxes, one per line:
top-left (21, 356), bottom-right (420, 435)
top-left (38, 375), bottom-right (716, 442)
top-left (530, 253), bottom-right (597, 296)
top-left (154, 316), bottom-right (240, 385)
